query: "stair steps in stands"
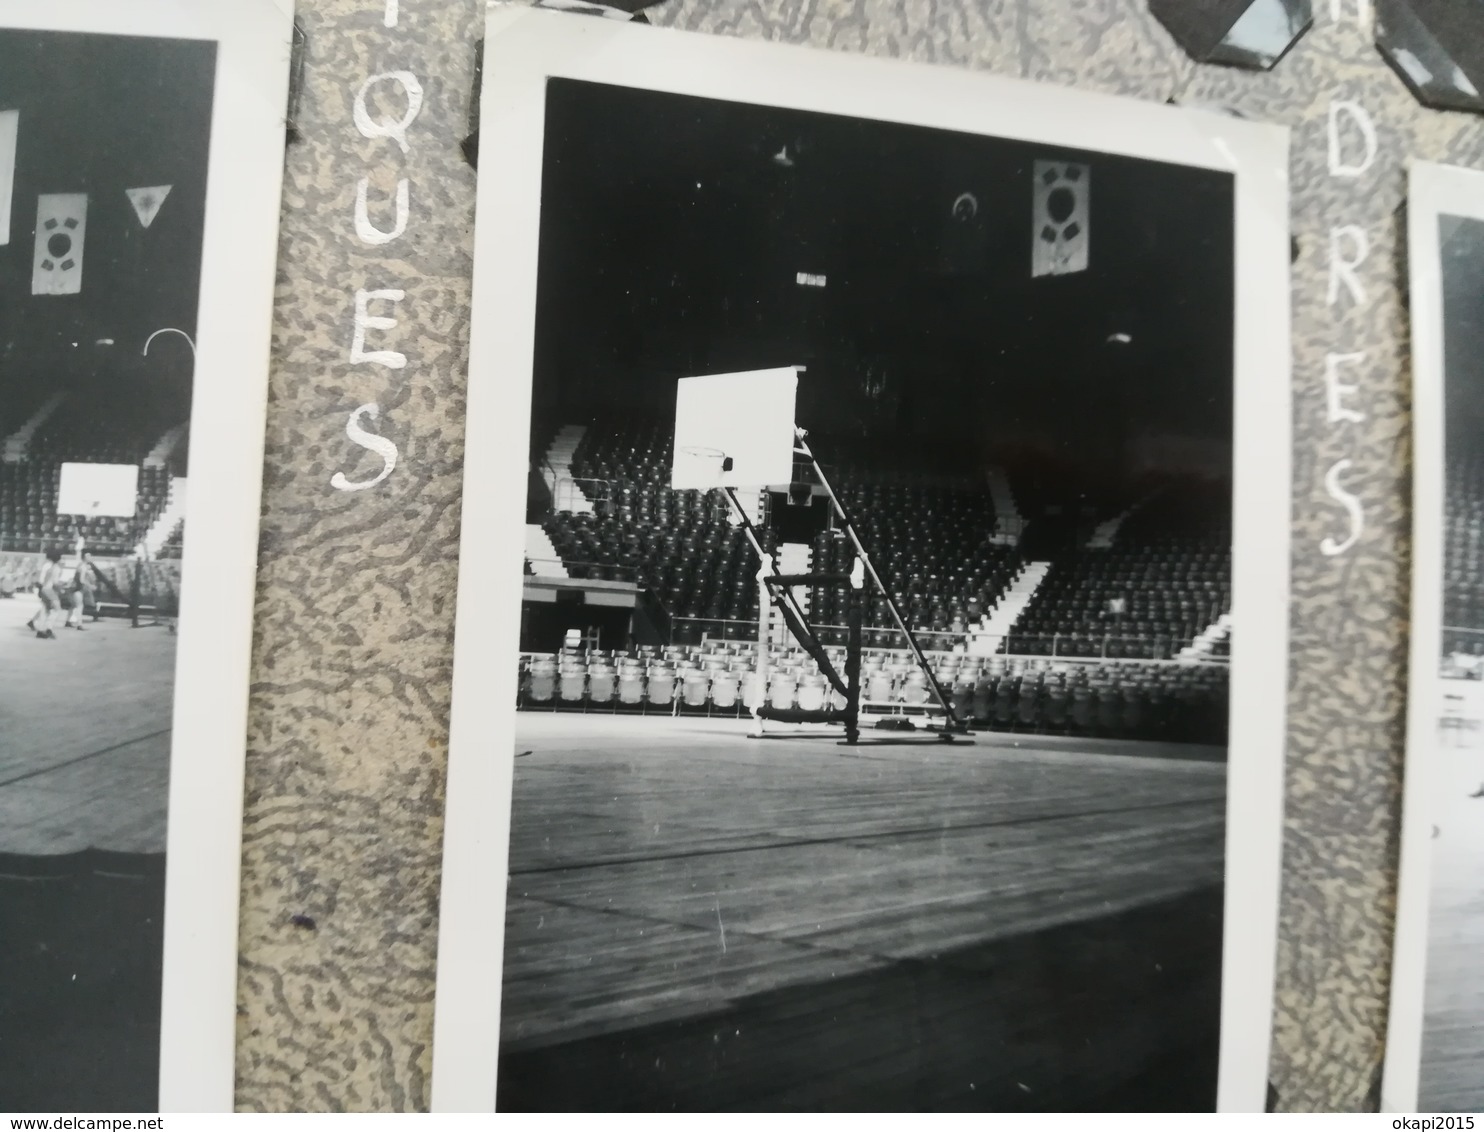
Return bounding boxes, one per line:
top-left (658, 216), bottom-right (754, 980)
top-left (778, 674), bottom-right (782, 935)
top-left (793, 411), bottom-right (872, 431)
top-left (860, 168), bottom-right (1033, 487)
top-left (2, 392), bottom-right (65, 462)
top-left (968, 560), bottom-right (1051, 656)
top-left (143, 422), bottom-right (188, 469)
top-left (525, 523), bottom-right (569, 579)
top-left (143, 478), bottom-right (187, 556)
top-left (1086, 487), bottom-right (1163, 549)
top-left (1178, 612), bottom-right (1231, 662)
top-left (543, 425), bottom-right (594, 514)
top-left (985, 466), bottom-right (1021, 546)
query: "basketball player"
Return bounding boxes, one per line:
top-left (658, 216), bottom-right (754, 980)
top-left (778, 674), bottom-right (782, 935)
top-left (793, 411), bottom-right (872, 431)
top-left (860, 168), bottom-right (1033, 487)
top-left (65, 548), bottom-right (94, 630)
top-left (27, 547), bottom-right (63, 639)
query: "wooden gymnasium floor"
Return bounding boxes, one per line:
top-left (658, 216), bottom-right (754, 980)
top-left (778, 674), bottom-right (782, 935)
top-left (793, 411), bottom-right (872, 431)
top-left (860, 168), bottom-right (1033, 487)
top-left (0, 596), bottom-right (173, 1110)
top-left (498, 712), bottom-right (1229, 1111)
top-left (1418, 705), bottom-right (1484, 1113)
top-left (0, 597), bottom-right (174, 856)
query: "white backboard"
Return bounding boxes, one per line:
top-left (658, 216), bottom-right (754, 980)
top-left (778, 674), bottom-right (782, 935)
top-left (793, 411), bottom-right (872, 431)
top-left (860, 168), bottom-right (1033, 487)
top-left (671, 367), bottom-right (799, 490)
top-left (57, 461), bottom-right (139, 517)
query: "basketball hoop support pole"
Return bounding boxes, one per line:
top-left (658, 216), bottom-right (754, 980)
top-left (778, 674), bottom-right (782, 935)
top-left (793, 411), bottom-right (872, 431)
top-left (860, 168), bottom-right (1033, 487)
top-left (719, 488), bottom-right (783, 739)
top-left (722, 486), bottom-right (861, 742)
top-left (720, 437), bottom-right (966, 738)
top-left (793, 431), bottom-right (966, 734)
top-left (752, 559), bottom-right (769, 738)
top-left (722, 485), bottom-right (799, 637)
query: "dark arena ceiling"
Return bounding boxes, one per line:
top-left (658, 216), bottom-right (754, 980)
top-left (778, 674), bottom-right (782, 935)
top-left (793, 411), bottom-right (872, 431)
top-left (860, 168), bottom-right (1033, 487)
top-left (0, 29), bottom-right (215, 414)
top-left (532, 77), bottom-right (1236, 486)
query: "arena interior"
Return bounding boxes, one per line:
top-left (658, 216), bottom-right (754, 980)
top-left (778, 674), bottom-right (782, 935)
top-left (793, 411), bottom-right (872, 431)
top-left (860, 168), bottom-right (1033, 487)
top-left (496, 80), bottom-right (1238, 1110)
top-left (1420, 212), bottom-right (1484, 1112)
top-left (0, 29), bottom-right (213, 1110)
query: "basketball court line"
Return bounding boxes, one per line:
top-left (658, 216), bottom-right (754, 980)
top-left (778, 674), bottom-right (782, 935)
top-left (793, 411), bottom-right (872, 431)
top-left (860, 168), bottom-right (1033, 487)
top-left (0, 598), bottom-right (174, 855)
top-left (509, 793), bottom-right (1225, 876)
top-left (0, 726), bottom-right (171, 791)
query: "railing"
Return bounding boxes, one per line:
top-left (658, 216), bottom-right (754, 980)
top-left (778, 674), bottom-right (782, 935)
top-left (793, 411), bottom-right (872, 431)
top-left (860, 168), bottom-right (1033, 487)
top-left (620, 602), bottom-right (1227, 662)
top-left (548, 464), bottom-right (588, 515)
top-left (524, 556), bottom-right (638, 584)
top-left (550, 474), bottom-right (735, 522)
top-left (987, 515), bottom-right (1026, 544)
top-left (546, 473), bottom-right (599, 514)
top-left (997, 631), bottom-right (1189, 661)
top-left (666, 617), bottom-right (1222, 667)
top-left (0, 533), bottom-right (141, 555)
top-left (563, 476), bottom-right (608, 513)
top-left (523, 552), bottom-right (674, 642)
top-left (671, 615), bottom-right (761, 644)
top-left (545, 466), bottom-right (1015, 542)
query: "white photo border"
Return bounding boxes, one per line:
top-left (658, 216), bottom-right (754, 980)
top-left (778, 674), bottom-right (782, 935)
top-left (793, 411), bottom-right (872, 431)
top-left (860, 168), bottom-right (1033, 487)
top-left (0, 0), bottom-right (294, 1112)
top-left (1381, 159), bottom-right (1484, 1115)
top-left (433, 5), bottom-right (1293, 1111)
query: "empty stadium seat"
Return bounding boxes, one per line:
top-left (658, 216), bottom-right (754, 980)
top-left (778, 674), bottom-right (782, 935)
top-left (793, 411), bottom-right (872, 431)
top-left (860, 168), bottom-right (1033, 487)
top-left (1008, 482), bottom-right (1231, 659)
top-left (532, 416), bottom-right (1027, 651)
top-left (527, 660), bottom-right (557, 705)
top-left (1, 394), bottom-right (188, 555)
top-left (1443, 456), bottom-right (1484, 658)
top-left (512, 641), bottom-right (1228, 743)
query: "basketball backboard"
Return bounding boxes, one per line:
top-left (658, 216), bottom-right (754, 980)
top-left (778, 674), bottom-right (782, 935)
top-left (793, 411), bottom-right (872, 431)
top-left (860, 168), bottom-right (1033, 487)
top-left (671, 367), bottom-right (799, 491)
top-left (57, 461), bottom-right (139, 517)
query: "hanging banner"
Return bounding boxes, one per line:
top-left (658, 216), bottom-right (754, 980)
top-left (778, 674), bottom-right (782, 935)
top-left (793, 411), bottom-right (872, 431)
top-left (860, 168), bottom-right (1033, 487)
top-left (0, 110), bottom-right (16, 247)
top-left (32, 191), bottom-right (88, 295)
top-left (1031, 159), bottom-right (1090, 277)
top-left (125, 184), bottom-right (171, 228)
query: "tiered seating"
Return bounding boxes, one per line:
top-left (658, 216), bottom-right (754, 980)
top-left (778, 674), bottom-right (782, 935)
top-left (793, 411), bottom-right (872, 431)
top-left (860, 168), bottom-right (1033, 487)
top-left (1010, 484), bottom-right (1230, 659)
top-left (544, 418), bottom-right (1014, 648)
top-left (1444, 456), bottom-right (1484, 657)
top-left (0, 462), bottom-right (137, 552)
top-left (29, 404), bottom-right (155, 466)
top-left (134, 468), bottom-right (177, 543)
top-left (157, 519), bottom-right (184, 560)
top-left (517, 641), bottom-right (1228, 745)
top-left (545, 510), bottom-right (773, 632)
top-left (0, 398), bottom-right (186, 553)
top-left (548, 419), bottom-right (763, 633)
top-left (813, 484), bottom-right (1019, 650)
top-left (0, 385), bottom-right (55, 441)
top-left (568, 418), bottom-right (672, 492)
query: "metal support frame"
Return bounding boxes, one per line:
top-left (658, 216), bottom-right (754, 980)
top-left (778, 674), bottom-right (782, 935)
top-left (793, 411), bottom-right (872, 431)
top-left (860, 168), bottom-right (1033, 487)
top-left (795, 431), bottom-right (966, 734)
top-left (718, 427), bottom-right (969, 741)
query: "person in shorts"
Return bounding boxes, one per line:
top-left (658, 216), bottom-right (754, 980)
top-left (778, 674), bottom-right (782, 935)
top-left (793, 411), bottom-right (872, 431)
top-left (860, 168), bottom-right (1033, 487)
top-left (65, 548), bottom-right (95, 630)
top-left (27, 547), bottom-right (63, 639)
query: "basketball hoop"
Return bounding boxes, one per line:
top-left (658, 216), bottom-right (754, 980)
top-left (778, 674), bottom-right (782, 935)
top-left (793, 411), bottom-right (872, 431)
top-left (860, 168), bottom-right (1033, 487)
top-left (671, 369), bottom-right (798, 490)
top-left (676, 445), bottom-right (732, 482)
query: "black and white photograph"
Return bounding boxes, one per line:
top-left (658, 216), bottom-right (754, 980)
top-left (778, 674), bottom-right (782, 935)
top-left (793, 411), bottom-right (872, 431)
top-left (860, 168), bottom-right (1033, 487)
top-left (0, 1), bottom-right (291, 1112)
top-left (434, 8), bottom-right (1291, 1113)
top-left (1385, 160), bottom-right (1484, 1115)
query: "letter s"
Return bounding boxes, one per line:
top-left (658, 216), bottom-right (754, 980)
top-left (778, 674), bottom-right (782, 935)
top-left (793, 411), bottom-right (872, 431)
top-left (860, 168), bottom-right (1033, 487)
top-left (1320, 458), bottom-right (1364, 556)
top-left (330, 402), bottom-right (398, 492)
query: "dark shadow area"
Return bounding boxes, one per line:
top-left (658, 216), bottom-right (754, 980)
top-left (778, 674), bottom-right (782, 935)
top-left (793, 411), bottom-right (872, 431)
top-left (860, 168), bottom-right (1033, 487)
top-left (0, 850), bottom-right (165, 1111)
top-left (498, 885), bottom-right (1222, 1111)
